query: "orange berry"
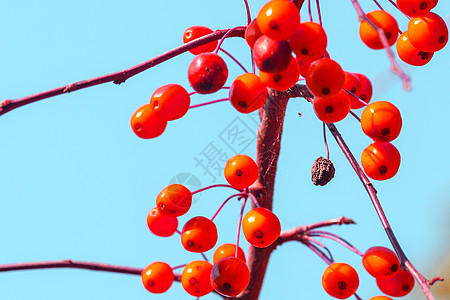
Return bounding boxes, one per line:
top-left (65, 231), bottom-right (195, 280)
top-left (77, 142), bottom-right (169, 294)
top-left (130, 103), bottom-right (167, 139)
top-left (150, 84), bottom-right (190, 121)
top-left (141, 261), bottom-right (174, 293)
top-left (361, 142), bottom-right (401, 180)
top-left (408, 12), bottom-right (448, 52)
top-left (156, 184), bottom-right (192, 217)
top-left (213, 243), bottom-right (246, 263)
top-left (376, 269), bottom-right (415, 297)
top-left (362, 246), bottom-right (400, 279)
top-left (352, 73), bottom-right (373, 109)
top-left (259, 56), bottom-right (300, 91)
top-left (313, 89), bottom-right (351, 123)
top-left (181, 260), bottom-right (214, 297)
top-left (359, 11), bottom-right (399, 49)
top-left (290, 21), bottom-right (327, 60)
top-left (146, 207), bottom-right (178, 237)
top-left (256, 0), bottom-right (300, 41)
top-left (242, 207), bottom-right (281, 248)
top-left (396, 0), bottom-right (433, 17)
top-left (361, 101), bottom-right (402, 142)
top-left (369, 297), bottom-right (393, 300)
top-left (305, 58), bottom-right (345, 98)
top-left (224, 154), bottom-right (258, 189)
top-left (183, 26), bottom-right (218, 55)
top-left (229, 73), bottom-right (267, 113)
top-left (396, 31), bottom-right (434, 66)
top-left (181, 216), bottom-right (218, 253)
top-left (322, 263), bottom-right (359, 299)
top-left (211, 257), bottom-right (250, 297)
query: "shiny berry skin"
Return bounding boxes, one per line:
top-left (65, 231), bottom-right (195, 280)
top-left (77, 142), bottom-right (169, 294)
top-left (242, 207), bottom-right (281, 248)
top-left (352, 73), bottom-right (373, 109)
top-left (396, 31), bottom-right (434, 66)
top-left (313, 89), bottom-right (351, 123)
top-left (359, 11), bottom-right (399, 49)
top-left (183, 26), bottom-right (218, 55)
top-left (181, 260), bottom-right (214, 297)
top-left (376, 269), bottom-right (415, 297)
top-left (253, 35), bottom-right (292, 73)
top-left (343, 72), bottom-right (361, 98)
top-left (306, 58), bottom-right (345, 98)
top-left (290, 21), bottom-right (327, 60)
top-left (361, 101), bottom-right (402, 142)
top-left (130, 104), bottom-right (167, 139)
top-left (260, 55), bottom-right (300, 91)
top-left (322, 263), bottom-right (359, 299)
top-left (256, 0), bottom-right (300, 41)
top-left (147, 207), bottom-right (178, 237)
top-left (245, 18), bottom-right (263, 49)
top-left (296, 56), bottom-right (315, 78)
top-left (361, 142), bottom-right (401, 180)
top-left (188, 53), bottom-right (228, 94)
top-left (362, 247), bottom-right (400, 279)
top-left (229, 73), bottom-right (267, 113)
top-left (156, 184), bottom-right (192, 217)
top-left (431, 0), bottom-right (438, 8)
top-left (181, 216), bottom-right (218, 253)
top-left (408, 12), bottom-right (448, 52)
top-left (224, 154), bottom-right (258, 189)
top-left (369, 296), bottom-right (393, 300)
top-left (396, 0), bottom-right (432, 17)
top-left (213, 243), bottom-right (246, 264)
top-left (150, 84), bottom-right (190, 121)
top-left (211, 257), bottom-right (250, 297)
top-left (141, 261), bottom-right (174, 293)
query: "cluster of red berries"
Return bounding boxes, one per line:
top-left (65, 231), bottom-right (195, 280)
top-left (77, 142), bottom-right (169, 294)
top-left (143, 154), bottom-right (282, 297)
top-left (322, 246), bottom-right (414, 299)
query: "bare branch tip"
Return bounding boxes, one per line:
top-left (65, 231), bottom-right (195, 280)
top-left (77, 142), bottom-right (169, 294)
top-left (338, 216), bottom-right (357, 225)
top-left (429, 277), bottom-right (444, 286)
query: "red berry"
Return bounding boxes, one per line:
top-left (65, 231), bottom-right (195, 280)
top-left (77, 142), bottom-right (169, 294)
top-left (130, 104), bottom-right (167, 139)
top-left (361, 142), bottom-right (401, 180)
top-left (408, 12), bottom-right (448, 52)
top-left (156, 184), bottom-right (192, 217)
top-left (224, 154), bottom-right (258, 189)
top-left (296, 56), bottom-right (315, 78)
top-left (322, 263), bottom-right (359, 299)
top-left (146, 207), bottom-right (178, 237)
top-left (210, 257), bottom-right (250, 297)
top-left (256, 0), bottom-right (300, 41)
top-left (229, 73), bottom-right (267, 113)
top-left (290, 21), bottom-right (327, 60)
top-left (343, 72), bottom-right (361, 98)
top-left (150, 84), bottom-right (190, 121)
top-left (181, 216), bottom-right (218, 253)
top-left (396, 0), bottom-right (433, 17)
top-left (376, 269), bottom-right (415, 297)
top-left (313, 89), bottom-right (351, 123)
top-left (245, 18), bottom-right (263, 49)
top-left (183, 26), bottom-right (218, 55)
top-left (242, 207), bottom-right (281, 248)
top-left (362, 246), bottom-right (400, 279)
top-left (360, 101), bottom-right (402, 142)
top-left (213, 243), bottom-right (246, 264)
top-left (141, 261), bottom-right (174, 293)
top-left (352, 73), bottom-right (373, 109)
top-left (396, 31), bottom-right (434, 66)
top-left (181, 260), bottom-right (214, 297)
top-left (359, 11), bottom-right (399, 49)
top-left (188, 53), bottom-right (228, 94)
top-left (253, 35), bottom-right (292, 73)
top-left (259, 55), bottom-right (300, 91)
top-left (431, 0), bottom-right (438, 8)
top-left (305, 58), bottom-right (345, 98)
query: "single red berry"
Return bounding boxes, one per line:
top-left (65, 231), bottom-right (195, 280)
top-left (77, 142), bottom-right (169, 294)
top-left (242, 207), bottom-right (281, 248)
top-left (305, 58), bottom-right (345, 98)
top-left (181, 260), bottom-right (214, 297)
top-left (245, 18), bottom-right (263, 49)
top-left (343, 72), bottom-right (362, 98)
top-left (362, 246), bottom-right (400, 279)
top-left (183, 26), bottom-right (218, 55)
top-left (256, 0), bottom-right (300, 41)
top-left (361, 101), bottom-right (402, 142)
top-left (253, 35), bottom-right (292, 73)
top-left (290, 21), bottom-right (327, 60)
top-left (408, 12), bottom-right (448, 52)
top-left (213, 243), bottom-right (246, 264)
top-left (359, 11), bottom-right (399, 49)
top-left (313, 89), bottom-right (351, 123)
top-left (150, 84), bottom-right (190, 121)
top-left (141, 261), bottom-right (174, 293)
top-left (210, 257), bottom-right (250, 297)
top-left (224, 154), bottom-right (258, 189)
top-left (188, 53), bottom-right (228, 94)
top-left (376, 269), bottom-right (415, 297)
top-left (130, 104), bottom-right (167, 139)
top-left (146, 207), bottom-right (178, 237)
top-left (229, 73), bottom-right (267, 113)
top-left (181, 216), bottom-right (218, 253)
top-left (156, 184), bottom-right (192, 217)
top-left (396, 31), bottom-right (434, 66)
top-left (361, 142), bottom-right (401, 180)
top-left (396, 0), bottom-right (433, 17)
top-left (352, 73), bottom-right (373, 109)
top-left (259, 55), bottom-right (300, 91)
top-left (322, 263), bottom-right (359, 299)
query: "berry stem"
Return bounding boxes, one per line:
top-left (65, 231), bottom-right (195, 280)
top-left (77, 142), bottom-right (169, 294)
top-left (349, 110), bottom-right (361, 122)
top-left (210, 193), bottom-right (246, 222)
top-left (323, 122), bottom-right (330, 160)
top-left (309, 230), bottom-right (364, 256)
top-left (200, 252), bottom-right (209, 262)
top-left (308, 0), bottom-right (313, 22)
top-left (214, 26), bottom-right (246, 54)
top-left (372, 0), bottom-right (385, 11)
top-left (316, 0), bottom-right (323, 26)
top-left (303, 240), bottom-right (333, 265)
top-left (245, 189), bottom-right (261, 207)
top-left (189, 98), bottom-right (230, 109)
top-left (235, 197), bottom-right (248, 258)
top-left (344, 88), bottom-right (368, 107)
top-left (219, 48), bottom-right (249, 73)
top-left (171, 264), bottom-right (187, 270)
top-left (303, 235), bottom-right (335, 263)
top-left (243, 0), bottom-right (251, 24)
top-left (191, 184), bottom-right (241, 195)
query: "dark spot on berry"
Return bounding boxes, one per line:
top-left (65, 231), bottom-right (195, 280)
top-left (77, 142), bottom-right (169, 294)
top-left (238, 101), bottom-right (247, 108)
top-left (189, 278), bottom-right (198, 285)
top-left (402, 283), bottom-right (410, 292)
top-left (223, 282), bottom-right (232, 290)
top-left (147, 280), bottom-right (155, 287)
top-left (204, 67), bottom-right (210, 72)
top-left (385, 32), bottom-right (392, 40)
top-left (198, 82), bottom-right (215, 93)
top-left (273, 74), bottom-right (282, 82)
top-left (236, 170), bottom-right (243, 176)
top-left (270, 22), bottom-right (278, 30)
top-left (254, 230), bottom-right (264, 238)
top-left (325, 105), bottom-right (334, 113)
top-left (360, 95), bottom-right (367, 101)
top-left (169, 209), bottom-right (176, 214)
top-left (381, 128), bottom-right (391, 136)
top-left (187, 241), bottom-right (194, 247)
top-left (379, 165), bottom-right (388, 175)
top-left (439, 35), bottom-right (446, 44)
top-left (391, 264), bottom-right (399, 273)
top-left (301, 48), bottom-right (309, 55)
top-left (152, 100), bottom-right (159, 109)
top-left (338, 281), bottom-right (347, 290)
top-left (158, 203), bottom-right (166, 210)
top-left (322, 87), bottom-right (330, 95)
top-left (419, 51), bottom-right (430, 60)
top-left (420, 1), bottom-right (428, 9)
top-left (350, 87), bottom-right (357, 93)
top-left (134, 123), bottom-right (141, 131)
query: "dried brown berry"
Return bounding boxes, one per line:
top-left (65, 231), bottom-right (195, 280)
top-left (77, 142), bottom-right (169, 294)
top-left (311, 156), bottom-right (335, 186)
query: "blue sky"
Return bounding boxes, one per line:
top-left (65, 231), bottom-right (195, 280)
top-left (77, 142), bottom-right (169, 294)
top-left (0, 0), bottom-right (449, 299)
